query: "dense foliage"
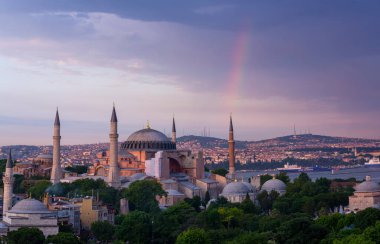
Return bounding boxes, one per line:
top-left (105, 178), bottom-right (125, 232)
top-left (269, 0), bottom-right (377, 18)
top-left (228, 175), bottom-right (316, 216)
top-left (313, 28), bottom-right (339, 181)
top-left (5, 174), bottom-right (376, 244)
top-left (64, 165), bottom-right (88, 174)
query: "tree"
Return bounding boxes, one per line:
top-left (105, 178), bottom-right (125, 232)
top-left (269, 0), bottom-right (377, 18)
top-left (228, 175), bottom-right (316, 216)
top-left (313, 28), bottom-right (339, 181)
top-left (204, 191), bottom-right (211, 205)
top-left (28, 180), bottom-right (51, 200)
top-left (176, 228), bottom-right (210, 244)
top-left (44, 232), bottom-right (81, 244)
top-left (229, 232), bottom-right (270, 244)
top-left (64, 165), bottom-right (88, 174)
top-left (155, 201), bottom-right (197, 243)
top-left (185, 196), bottom-right (202, 212)
top-left (211, 168), bottom-right (228, 177)
top-left (7, 227), bottom-right (45, 244)
top-left (115, 211), bottom-right (152, 243)
top-left (260, 175), bottom-right (273, 185)
top-left (122, 179), bottom-right (166, 212)
top-left (91, 221), bottom-right (115, 243)
top-left (354, 208), bottom-right (380, 229)
top-left (217, 207), bottom-right (244, 229)
top-left (276, 172), bottom-right (290, 184)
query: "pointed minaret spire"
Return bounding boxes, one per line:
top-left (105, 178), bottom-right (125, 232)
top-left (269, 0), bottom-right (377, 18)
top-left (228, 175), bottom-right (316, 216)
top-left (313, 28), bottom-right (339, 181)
top-left (6, 148), bottom-right (13, 168)
top-left (228, 115), bottom-right (235, 178)
top-left (172, 116), bottom-right (177, 144)
top-left (111, 104), bottom-right (118, 123)
top-left (3, 148), bottom-right (14, 216)
top-left (54, 108), bottom-right (60, 126)
top-left (229, 114), bottom-right (234, 133)
top-left (108, 104), bottom-right (121, 188)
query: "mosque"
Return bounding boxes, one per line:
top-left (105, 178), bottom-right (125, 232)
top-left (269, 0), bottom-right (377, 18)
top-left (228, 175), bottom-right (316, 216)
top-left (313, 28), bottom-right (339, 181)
top-left (50, 106), bottom-right (288, 205)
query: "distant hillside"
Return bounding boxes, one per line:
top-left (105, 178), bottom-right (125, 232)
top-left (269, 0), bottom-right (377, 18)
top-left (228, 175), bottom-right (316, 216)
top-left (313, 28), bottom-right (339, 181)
top-left (177, 134), bottom-right (379, 149)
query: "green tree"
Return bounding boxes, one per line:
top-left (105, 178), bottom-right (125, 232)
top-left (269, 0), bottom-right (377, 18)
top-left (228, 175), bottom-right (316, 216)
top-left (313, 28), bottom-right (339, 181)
top-left (122, 179), bottom-right (166, 213)
top-left (211, 168), bottom-right (228, 177)
top-left (7, 227), bottom-right (45, 244)
top-left (276, 172), bottom-right (290, 184)
top-left (91, 220), bottom-right (115, 243)
top-left (28, 180), bottom-right (51, 200)
top-left (217, 207), bottom-right (244, 229)
top-left (115, 211), bottom-right (152, 243)
top-left (354, 208), bottom-right (380, 229)
top-left (204, 191), bottom-right (211, 205)
top-left (64, 165), bottom-right (88, 174)
top-left (176, 228), bottom-right (210, 244)
top-left (228, 232), bottom-right (270, 244)
top-left (44, 232), bottom-right (81, 244)
top-left (155, 201), bottom-right (196, 243)
top-left (260, 174), bottom-right (273, 185)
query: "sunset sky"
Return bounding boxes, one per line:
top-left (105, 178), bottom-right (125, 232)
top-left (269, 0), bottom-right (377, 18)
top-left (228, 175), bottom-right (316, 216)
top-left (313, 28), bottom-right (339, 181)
top-left (0, 0), bottom-right (379, 145)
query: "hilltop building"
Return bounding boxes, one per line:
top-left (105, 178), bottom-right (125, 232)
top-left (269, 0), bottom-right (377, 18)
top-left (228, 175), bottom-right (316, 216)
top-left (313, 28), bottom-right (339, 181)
top-left (14, 154), bottom-right (53, 179)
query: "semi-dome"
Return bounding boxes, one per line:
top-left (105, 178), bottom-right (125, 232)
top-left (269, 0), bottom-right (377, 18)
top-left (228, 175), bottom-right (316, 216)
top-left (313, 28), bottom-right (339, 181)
top-left (222, 182), bottom-right (252, 195)
top-left (355, 176), bottom-right (380, 192)
top-left (261, 178), bottom-right (286, 193)
top-left (9, 198), bottom-right (51, 213)
top-left (121, 128), bottom-right (176, 151)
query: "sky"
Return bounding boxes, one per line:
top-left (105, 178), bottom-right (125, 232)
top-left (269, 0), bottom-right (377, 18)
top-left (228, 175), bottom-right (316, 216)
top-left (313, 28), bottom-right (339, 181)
top-left (0, 0), bottom-right (379, 145)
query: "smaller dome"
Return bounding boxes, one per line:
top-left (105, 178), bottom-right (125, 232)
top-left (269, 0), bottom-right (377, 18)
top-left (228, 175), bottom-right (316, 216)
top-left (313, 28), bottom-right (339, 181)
top-left (355, 176), bottom-right (380, 192)
top-left (242, 182), bottom-right (255, 191)
top-left (9, 198), bottom-right (51, 213)
top-left (222, 182), bottom-right (252, 195)
top-left (261, 179), bottom-right (286, 193)
top-left (129, 173), bottom-right (146, 181)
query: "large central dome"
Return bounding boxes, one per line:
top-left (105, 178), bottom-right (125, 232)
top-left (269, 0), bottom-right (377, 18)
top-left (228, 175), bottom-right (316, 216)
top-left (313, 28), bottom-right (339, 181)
top-left (121, 128), bottom-right (176, 151)
top-left (127, 128), bottom-right (169, 142)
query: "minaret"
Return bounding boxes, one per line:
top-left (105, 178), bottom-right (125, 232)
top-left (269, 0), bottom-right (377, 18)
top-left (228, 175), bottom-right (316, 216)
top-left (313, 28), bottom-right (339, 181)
top-left (172, 117), bottom-right (176, 144)
top-left (228, 115), bottom-right (235, 177)
top-left (50, 109), bottom-right (62, 184)
top-left (107, 105), bottom-right (121, 188)
top-left (3, 149), bottom-right (14, 217)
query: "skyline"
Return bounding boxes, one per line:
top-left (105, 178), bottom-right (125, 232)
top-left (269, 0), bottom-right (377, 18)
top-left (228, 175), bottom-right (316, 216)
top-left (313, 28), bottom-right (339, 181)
top-left (1, 1), bottom-right (380, 145)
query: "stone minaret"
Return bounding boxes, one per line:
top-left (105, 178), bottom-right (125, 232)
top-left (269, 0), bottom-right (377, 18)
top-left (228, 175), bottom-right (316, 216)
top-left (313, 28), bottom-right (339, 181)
top-left (107, 105), bottom-right (121, 188)
top-left (3, 149), bottom-right (14, 216)
top-left (228, 115), bottom-right (235, 177)
top-left (50, 109), bottom-right (62, 184)
top-left (172, 117), bottom-right (176, 144)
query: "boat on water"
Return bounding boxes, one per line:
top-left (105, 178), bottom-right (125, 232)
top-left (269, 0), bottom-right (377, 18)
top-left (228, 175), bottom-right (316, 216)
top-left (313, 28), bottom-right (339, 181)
top-left (364, 158), bottom-right (380, 168)
top-left (277, 163), bottom-right (302, 172)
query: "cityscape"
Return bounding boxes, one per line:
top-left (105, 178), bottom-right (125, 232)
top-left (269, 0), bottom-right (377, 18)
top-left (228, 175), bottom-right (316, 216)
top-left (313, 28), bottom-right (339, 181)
top-left (1, 1), bottom-right (380, 244)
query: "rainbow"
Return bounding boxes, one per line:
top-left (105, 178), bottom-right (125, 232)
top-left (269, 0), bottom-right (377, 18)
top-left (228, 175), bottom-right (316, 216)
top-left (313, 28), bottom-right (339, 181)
top-left (226, 27), bottom-right (250, 109)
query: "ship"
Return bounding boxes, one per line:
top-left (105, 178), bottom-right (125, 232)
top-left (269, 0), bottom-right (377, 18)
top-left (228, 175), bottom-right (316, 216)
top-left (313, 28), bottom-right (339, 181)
top-left (364, 157), bottom-right (380, 168)
top-left (277, 163), bottom-right (302, 172)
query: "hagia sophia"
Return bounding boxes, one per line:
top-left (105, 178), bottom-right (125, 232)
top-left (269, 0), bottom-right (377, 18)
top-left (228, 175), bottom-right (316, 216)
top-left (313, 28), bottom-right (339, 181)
top-left (3, 105), bottom-right (379, 236)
